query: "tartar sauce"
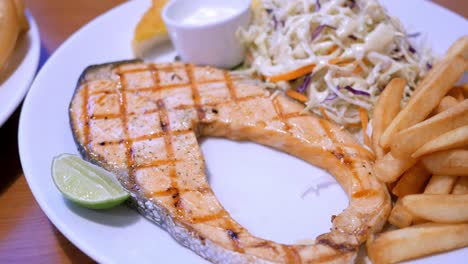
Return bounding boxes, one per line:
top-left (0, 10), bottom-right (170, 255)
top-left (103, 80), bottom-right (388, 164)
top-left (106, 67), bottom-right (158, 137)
top-left (181, 6), bottom-right (238, 26)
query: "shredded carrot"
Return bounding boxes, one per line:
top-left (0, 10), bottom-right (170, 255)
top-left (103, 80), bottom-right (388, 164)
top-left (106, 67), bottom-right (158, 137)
top-left (328, 57), bottom-right (354, 65)
top-left (359, 107), bottom-right (371, 148)
top-left (353, 66), bottom-right (363, 74)
top-left (363, 58), bottom-right (372, 66)
top-left (353, 62), bottom-right (363, 75)
top-left (267, 64), bottom-right (315, 82)
top-left (268, 53), bottom-right (364, 83)
top-left (286, 89), bottom-right (308, 103)
top-left (326, 45), bottom-right (338, 55)
top-left (319, 107), bottom-right (330, 121)
top-left (328, 58), bottom-right (342, 65)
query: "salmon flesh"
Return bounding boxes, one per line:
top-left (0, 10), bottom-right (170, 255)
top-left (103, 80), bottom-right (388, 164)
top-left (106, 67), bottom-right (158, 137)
top-left (69, 60), bottom-right (390, 263)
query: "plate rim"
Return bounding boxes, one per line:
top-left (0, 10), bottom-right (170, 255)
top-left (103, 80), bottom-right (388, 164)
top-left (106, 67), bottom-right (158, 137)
top-left (18, 1), bottom-right (140, 262)
top-left (424, 0), bottom-right (467, 22)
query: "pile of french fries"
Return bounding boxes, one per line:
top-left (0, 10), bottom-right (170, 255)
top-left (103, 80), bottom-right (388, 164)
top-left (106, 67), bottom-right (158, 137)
top-left (366, 36), bottom-right (468, 264)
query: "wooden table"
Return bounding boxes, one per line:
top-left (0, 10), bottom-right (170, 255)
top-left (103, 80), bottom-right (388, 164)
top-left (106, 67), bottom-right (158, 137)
top-left (0, 0), bottom-right (466, 262)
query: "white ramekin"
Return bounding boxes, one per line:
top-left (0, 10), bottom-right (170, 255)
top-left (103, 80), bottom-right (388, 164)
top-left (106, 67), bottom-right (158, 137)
top-left (162, 0), bottom-right (251, 69)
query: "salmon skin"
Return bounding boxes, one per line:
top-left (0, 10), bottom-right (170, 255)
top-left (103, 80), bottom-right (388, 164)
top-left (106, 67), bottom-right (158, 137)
top-left (69, 60), bottom-right (390, 263)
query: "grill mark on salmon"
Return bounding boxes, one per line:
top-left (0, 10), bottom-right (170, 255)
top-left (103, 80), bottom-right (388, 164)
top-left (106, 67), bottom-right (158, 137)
top-left (90, 113), bottom-right (122, 120)
top-left (225, 220), bottom-right (245, 253)
top-left (272, 96), bottom-right (291, 132)
top-left (317, 238), bottom-right (356, 252)
top-left (69, 60), bottom-right (391, 264)
top-left (156, 99), bottom-right (184, 217)
top-left (319, 119), bottom-right (363, 188)
top-left (90, 78), bottom-right (249, 95)
top-left (150, 187), bottom-right (206, 198)
top-left (86, 95), bottom-right (270, 118)
top-left (90, 130), bottom-right (192, 149)
top-left (137, 159), bottom-right (179, 169)
top-left (192, 211), bottom-right (227, 224)
top-left (282, 245), bottom-right (301, 264)
top-left (186, 64), bottom-right (205, 121)
top-left (116, 72), bottom-right (137, 190)
top-left (224, 71), bottom-right (238, 101)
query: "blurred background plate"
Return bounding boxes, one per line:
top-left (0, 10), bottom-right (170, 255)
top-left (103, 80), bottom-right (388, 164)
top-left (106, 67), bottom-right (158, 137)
top-left (0, 13), bottom-right (40, 127)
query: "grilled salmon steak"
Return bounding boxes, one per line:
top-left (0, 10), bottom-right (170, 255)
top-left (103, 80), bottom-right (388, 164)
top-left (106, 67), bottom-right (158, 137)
top-left (69, 60), bottom-right (390, 263)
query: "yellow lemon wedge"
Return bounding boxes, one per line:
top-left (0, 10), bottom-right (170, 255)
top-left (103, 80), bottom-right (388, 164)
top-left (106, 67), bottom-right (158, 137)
top-left (132, 0), bottom-right (170, 57)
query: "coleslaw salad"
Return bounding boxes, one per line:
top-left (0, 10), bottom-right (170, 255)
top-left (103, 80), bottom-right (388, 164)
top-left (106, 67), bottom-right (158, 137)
top-left (237, 0), bottom-right (435, 126)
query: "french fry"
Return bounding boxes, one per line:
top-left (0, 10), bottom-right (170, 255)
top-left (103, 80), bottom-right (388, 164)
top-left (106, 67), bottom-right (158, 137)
top-left (369, 36), bottom-right (468, 263)
top-left (367, 223), bottom-right (468, 264)
top-left (452, 177), bottom-right (468, 195)
top-left (424, 175), bottom-right (458, 194)
top-left (371, 78), bottom-right (406, 158)
top-left (374, 153), bottom-right (418, 183)
top-left (385, 181), bottom-right (397, 191)
top-left (462, 83), bottom-right (468, 98)
top-left (401, 194), bottom-right (468, 223)
top-left (432, 95), bottom-right (459, 115)
top-left (390, 100), bottom-right (468, 158)
top-left (445, 35), bottom-right (468, 60)
top-left (448, 86), bottom-right (465, 102)
top-left (388, 199), bottom-right (413, 228)
top-left (391, 162), bottom-right (431, 197)
top-left (422, 149), bottom-right (468, 176)
top-left (412, 125), bottom-right (468, 158)
top-left (412, 217), bottom-right (428, 225)
top-left (379, 55), bottom-right (466, 148)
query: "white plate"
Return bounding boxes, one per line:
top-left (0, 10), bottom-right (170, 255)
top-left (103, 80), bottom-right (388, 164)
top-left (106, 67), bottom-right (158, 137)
top-left (0, 13), bottom-right (40, 127)
top-left (19, 0), bottom-right (468, 263)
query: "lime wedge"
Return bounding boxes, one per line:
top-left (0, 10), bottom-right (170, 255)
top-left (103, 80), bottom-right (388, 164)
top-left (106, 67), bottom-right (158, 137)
top-left (52, 154), bottom-right (129, 209)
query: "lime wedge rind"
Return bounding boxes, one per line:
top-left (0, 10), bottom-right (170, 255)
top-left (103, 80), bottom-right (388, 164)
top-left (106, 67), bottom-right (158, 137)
top-left (52, 154), bottom-right (129, 209)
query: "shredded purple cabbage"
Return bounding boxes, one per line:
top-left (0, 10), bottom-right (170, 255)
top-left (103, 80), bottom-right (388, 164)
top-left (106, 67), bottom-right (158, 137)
top-left (315, 0), bottom-right (321, 10)
top-left (323, 92), bottom-right (338, 102)
top-left (311, 25), bottom-right (336, 41)
top-left (272, 15), bottom-right (278, 30)
top-left (409, 45), bottom-right (416, 54)
top-left (341, 85), bottom-right (371, 97)
top-left (272, 15), bottom-right (285, 30)
top-left (297, 74), bottom-right (312, 93)
top-left (265, 8), bottom-right (273, 14)
top-left (426, 63), bottom-right (433, 70)
top-left (407, 32), bottom-right (421, 38)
